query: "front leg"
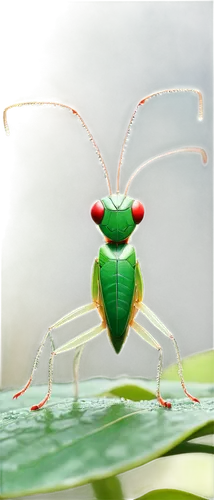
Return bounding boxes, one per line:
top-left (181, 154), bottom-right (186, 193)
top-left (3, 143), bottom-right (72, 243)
top-left (135, 261), bottom-right (144, 303)
top-left (92, 258), bottom-right (106, 324)
top-left (92, 258), bottom-right (100, 303)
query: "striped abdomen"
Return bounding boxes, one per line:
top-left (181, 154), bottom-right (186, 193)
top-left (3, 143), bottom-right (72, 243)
top-left (99, 243), bottom-right (136, 353)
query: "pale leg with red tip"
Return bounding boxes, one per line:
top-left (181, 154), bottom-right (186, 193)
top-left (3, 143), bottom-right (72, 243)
top-left (131, 319), bottom-right (171, 408)
top-left (30, 322), bottom-right (105, 411)
top-left (136, 302), bottom-right (200, 404)
top-left (13, 302), bottom-right (97, 406)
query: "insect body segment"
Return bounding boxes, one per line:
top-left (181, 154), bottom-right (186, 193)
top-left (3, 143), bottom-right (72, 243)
top-left (92, 194), bottom-right (144, 353)
top-left (5, 88), bottom-right (206, 410)
top-left (100, 194), bottom-right (136, 242)
top-left (99, 242), bottom-right (136, 353)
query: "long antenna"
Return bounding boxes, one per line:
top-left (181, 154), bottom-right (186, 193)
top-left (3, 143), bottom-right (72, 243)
top-left (3, 101), bottom-right (112, 195)
top-left (116, 88), bottom-right (203, 193)
top-left (125, 147), bottom-right (207, 195)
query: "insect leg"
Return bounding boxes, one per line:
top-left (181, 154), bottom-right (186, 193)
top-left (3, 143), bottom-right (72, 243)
top-left (136, 302), bottom-right (200, 403)
top-left (49, 331), bottom-right (56, 352)
top-left (92, 258), bottom-right (105, 323)
top-left (73, 345), bottom-right (85, 399)
top-left (30, 322), bottom-right (105, 410)
top-left (13, 302), bottom-right (96, 400)
top-left (92, 259), bottom-right (100, 302)
top-left (131, 319), bottom-right (171, 408)
top-left (135, 261), bottom-right (144, 303)
top-left (59, 257), bottom-right (104, 401)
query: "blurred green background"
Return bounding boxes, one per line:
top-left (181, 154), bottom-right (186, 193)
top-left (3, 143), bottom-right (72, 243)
top-left (0, 1), bottom-right (212, 387)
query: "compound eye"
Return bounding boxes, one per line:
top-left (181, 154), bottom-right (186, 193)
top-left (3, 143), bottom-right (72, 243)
top-left (132, 200), bottom-right (144, 224)
top-left (91, 200), bottom-right (105, 224)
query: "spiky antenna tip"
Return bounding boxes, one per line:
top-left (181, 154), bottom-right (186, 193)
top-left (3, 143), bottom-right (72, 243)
top-left (201, 149), bottom-right (208, 165)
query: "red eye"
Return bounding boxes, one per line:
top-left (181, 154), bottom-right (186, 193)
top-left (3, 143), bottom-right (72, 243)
top-left (91, 200), bottom-right (105, 224)
top-left (132, 200), bottom-right (144, 224)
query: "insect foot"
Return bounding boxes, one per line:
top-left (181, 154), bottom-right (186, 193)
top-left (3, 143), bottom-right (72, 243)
top-left (13, 376), bottom-right (33, 400)
top-left (157, 396), bottom-right (172, 409)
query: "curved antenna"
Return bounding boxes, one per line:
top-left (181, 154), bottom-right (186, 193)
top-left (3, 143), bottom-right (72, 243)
top-left (3, 101), bottom-right (112, 195)
top-left (125, 147), bottom-right (207, 195)
top-left (116, 88), bottom-right (203, 193)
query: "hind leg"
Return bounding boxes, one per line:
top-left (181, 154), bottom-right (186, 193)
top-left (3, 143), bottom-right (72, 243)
top-left (131, 319), bottom-right (171, 408)
top-left (13, 302), bottom-right (96, 400)
top-left (136, 302), bottom-right (200, 403)
top-left (31, 321), bottom-right (105, 410)
top-left (73, 345), bottom-right (85, 399)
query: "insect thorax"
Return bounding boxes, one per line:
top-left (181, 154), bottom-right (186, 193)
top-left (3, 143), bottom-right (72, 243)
top-left (99, 194), bottom-right (136, 242)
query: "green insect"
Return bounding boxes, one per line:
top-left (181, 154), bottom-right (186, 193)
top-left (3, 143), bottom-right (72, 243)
top-left (4, 88), bottom-right (207, 410)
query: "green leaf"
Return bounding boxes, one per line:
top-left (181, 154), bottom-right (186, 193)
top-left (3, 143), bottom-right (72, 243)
top-left (1, 378), bottom-right (213, 413)
top-left (136, 490), bottom-right (207, 499)
top-left (163, 440), bottom-right (214, 456)
top-left (0, 393), bottom-right (213, 498)
top-left (0, 379), bottom-right (154, 412)
top-left (118, 453), bottom-right (214, 500)
top-left (162, 350), bottom-right (214, 383)
top-left (92, 476), bottom-right (124, 500)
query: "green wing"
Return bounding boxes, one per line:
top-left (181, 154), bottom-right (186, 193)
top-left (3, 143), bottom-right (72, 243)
top-left (99, 244), bottom-right (136, 353)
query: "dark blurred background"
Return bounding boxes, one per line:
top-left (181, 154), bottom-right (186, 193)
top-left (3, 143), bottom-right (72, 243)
top-left (0, 1), bottom-right (212, 387)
